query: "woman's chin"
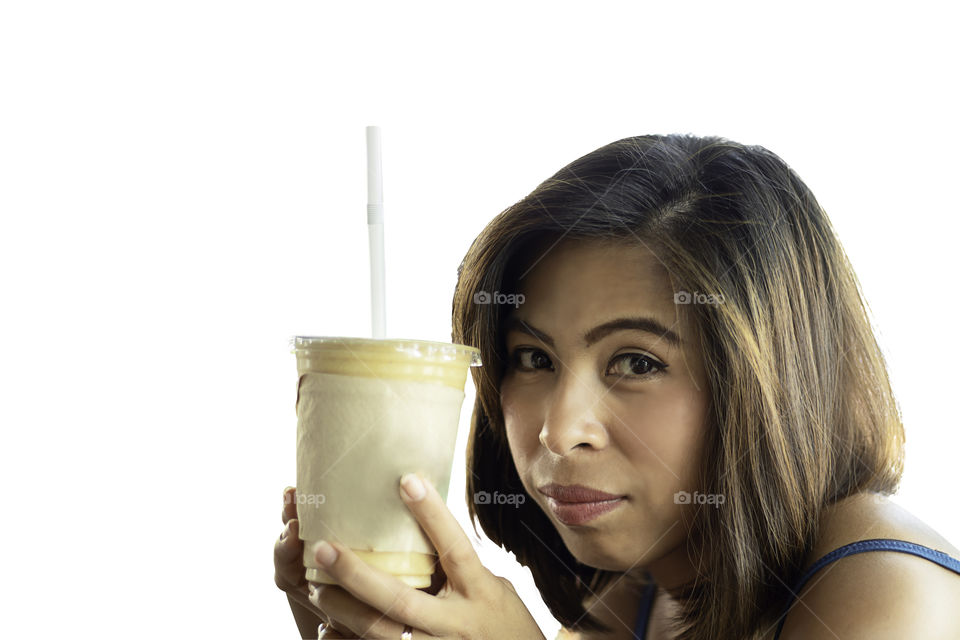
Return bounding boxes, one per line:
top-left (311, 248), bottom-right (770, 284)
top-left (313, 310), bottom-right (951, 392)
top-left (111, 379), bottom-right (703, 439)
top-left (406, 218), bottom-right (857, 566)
top-left (563, 540), bottom-right (635, 572)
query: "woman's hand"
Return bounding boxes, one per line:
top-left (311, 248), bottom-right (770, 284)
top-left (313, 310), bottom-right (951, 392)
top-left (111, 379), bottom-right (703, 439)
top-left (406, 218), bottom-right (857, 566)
top-left (275, 486), bottom-right (355, 636)
top-left (306, 473), bottom-right (546, 639)
top-left (274, 487), bottom-right (307, 596)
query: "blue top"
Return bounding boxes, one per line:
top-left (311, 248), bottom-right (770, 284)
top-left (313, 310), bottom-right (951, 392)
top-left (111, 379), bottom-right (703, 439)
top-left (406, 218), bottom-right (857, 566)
top-left (631, 538), bottom-right (960, 639)
top-left (631, 578), bottom-right (657, 639)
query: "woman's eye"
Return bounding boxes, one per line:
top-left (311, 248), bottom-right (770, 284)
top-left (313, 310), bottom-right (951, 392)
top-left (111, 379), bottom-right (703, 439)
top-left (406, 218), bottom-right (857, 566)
top-left (509, 348), bottom-right (665, 379)
top-left (607, 353), bottom-right (667, 378)
top-left (510, 348), bottom-right (554, 371)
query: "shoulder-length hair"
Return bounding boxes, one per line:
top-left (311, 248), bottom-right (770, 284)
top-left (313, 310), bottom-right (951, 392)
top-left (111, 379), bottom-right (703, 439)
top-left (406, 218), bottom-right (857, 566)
top-left (451, 135), bottom-right (904, 639)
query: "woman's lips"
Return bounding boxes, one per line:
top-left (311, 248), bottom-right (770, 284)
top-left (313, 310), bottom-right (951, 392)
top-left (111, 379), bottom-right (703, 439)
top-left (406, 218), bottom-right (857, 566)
top-left (537, 483), bottom-right (624, 503)
top-left (545, 496), bottom-right (626, 526)
top-left (537, 484), bottom-right (627, 526)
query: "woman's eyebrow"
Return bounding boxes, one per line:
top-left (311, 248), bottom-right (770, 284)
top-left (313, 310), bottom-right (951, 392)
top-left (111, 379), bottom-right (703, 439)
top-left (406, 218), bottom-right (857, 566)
top-left (503, 315), bottom-right (682, 348)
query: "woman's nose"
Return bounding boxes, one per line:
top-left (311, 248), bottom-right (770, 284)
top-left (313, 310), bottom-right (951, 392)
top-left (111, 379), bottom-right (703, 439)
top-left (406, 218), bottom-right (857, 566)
top-left (538, 369), bottom-right (609, 455)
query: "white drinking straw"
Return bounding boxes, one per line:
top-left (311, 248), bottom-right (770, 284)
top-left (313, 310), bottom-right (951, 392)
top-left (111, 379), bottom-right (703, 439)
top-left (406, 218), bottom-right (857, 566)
top-left (366, 126), bottom-right (386, 339)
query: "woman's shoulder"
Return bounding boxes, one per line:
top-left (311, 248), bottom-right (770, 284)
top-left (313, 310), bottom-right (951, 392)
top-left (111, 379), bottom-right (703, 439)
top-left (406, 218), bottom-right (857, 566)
top-left (808, 492), bottom-right (960, 559)
top-left (777, 492), bottom-right (960, 639)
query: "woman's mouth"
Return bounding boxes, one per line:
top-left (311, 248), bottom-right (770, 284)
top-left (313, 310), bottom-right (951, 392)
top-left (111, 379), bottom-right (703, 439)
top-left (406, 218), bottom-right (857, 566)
top-left (537, 483), bottom-right (627, 526)
top-left (544, 496), bottom-right (626, 526)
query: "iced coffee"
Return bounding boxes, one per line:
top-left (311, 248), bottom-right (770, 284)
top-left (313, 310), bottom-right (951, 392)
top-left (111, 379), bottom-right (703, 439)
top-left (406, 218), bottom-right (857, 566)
top-left (292, 336), bottom-right (480, 588)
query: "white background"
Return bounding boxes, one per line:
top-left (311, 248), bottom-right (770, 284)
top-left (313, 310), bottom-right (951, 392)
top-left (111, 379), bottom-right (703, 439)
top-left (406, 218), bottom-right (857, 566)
top-left (1, 1), bottom-right (957, 638)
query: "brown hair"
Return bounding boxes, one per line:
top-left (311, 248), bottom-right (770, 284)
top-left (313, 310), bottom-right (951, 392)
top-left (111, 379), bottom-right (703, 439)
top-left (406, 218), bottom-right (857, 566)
top-left (451, 135), bottom-right (904, 638)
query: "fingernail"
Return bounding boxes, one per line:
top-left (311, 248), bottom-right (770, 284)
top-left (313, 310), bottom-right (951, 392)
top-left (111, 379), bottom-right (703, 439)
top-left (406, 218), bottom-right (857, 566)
top-left (313, 540), bottom-right (338, 567)
top-left (283, 487), bottom-right (294, 504)
top-left (309, 584), bottom-right (327, 609)
top-left (400, 473), bottom-right (426, 502)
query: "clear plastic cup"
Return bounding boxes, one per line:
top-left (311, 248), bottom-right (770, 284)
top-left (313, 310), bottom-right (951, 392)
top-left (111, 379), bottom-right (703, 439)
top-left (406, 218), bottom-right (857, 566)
top-left (291, 336), bottom-right (481, 588)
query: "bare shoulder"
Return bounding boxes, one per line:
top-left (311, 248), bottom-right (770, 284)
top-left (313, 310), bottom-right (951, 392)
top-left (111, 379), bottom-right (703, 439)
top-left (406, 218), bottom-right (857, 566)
top-left (809, 492), bottom-right (960, 558)
top-left (778, 492), bottom-right (960, 639)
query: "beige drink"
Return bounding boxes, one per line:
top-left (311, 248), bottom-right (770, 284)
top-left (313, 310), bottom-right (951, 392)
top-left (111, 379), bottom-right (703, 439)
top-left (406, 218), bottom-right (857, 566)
top-left (292, 336), bottom-right (480, 588)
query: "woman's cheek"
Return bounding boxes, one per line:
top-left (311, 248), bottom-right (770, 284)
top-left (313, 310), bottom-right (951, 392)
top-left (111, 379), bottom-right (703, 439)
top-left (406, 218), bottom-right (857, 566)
top-left (501, 384), bottom-right (539, 473)
top-left (616, 390), bottom-right (708, 488)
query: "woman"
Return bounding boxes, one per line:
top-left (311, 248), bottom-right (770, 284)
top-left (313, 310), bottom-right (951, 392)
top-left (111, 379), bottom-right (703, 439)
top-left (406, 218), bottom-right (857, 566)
top-left (274, 135), bottom-right (960, 639)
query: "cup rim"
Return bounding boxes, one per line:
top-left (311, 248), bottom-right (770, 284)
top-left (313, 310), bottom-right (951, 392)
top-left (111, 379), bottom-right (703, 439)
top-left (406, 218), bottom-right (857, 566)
top-left (289, 336), bottom-right (482, 366)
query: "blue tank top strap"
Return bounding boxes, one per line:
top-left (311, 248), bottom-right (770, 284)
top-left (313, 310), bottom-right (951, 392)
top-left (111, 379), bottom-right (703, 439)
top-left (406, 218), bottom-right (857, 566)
top-left (772, 538), bottom-right (960, 638)
top-left (632, 579), bottom-right (657, 639)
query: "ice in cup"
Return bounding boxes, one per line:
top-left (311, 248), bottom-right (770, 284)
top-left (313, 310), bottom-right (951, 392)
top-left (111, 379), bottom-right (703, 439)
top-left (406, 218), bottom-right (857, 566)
top-left (292, 336), bottom-right (481, 588)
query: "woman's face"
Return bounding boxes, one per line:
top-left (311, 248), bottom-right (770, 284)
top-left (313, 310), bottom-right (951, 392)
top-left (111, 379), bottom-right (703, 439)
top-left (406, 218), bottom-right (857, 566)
top-left (500, 239), bottom-right (711, 579)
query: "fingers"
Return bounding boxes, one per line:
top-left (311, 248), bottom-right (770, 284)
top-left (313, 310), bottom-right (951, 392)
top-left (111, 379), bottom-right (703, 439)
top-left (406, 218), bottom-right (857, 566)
top-left (275, 518), bottom-right (308, 592)
top-left (278, 486), bottom-right (353, 637)
top-left (285, 578), bottom-right (316, 609)
top-left (276, 485), bottom-right (306, 592)
top-left (398, 473), bottom-right (488, 596)
top-left (317, 621), bottom-right (359, 639)
top-left (276, 518), bottom-right (302, 561)
top-left (288, 588), bottom-right (354, 638)
top-left (311, 584), bottom-right (441, 640)
top-left (309, 540), bottom-right (455, 637)
top-left (282, 486), bottom-right (297, 524)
